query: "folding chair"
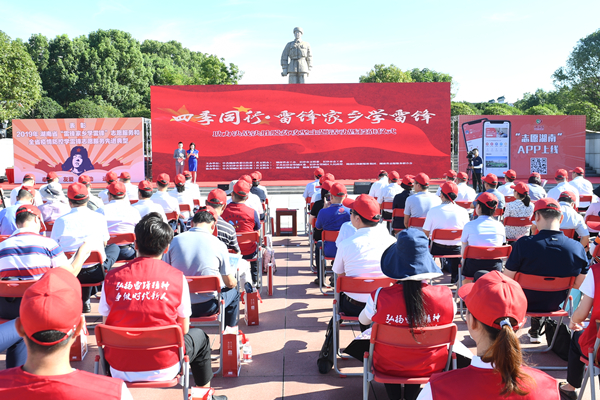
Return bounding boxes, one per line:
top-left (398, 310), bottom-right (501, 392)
top-left (129, 199), bottom-right (138, 205)
top-left (380, 202), bottom-right (393, 233)
top-left (363, 323), bottom-right (457, 400)
top-left (108, 233), bottom-right (136, 246)
top-left (64, 250), bottom-right (106, 287)
top-left (309, 218), bottom-right (317, 273)
top-left (237, 231), bottom-right (263, 291)
top-left (514, 272), bottom-right (575, 370)
top-left (505, 196), bottom-right (516, 203)
top-left (333, 276), bottom-right (395, 376)
top-left (457, 245), bottom-right (512, 320)
top-left (561, 228), bottom-right (576, 238)
top-left (94, 324), bottom-right (190, 399)
top-left (493, 208), bottom-right (504, 218)
top-left (0, 280), bottom-right (36, 324)
top-left (577, 320), bottom-right (600, 400)
top-left (586, 215), bottom-right (600, 232)
top-left (186, 276), bottom-right (225, 376)
top-left (318, 230), bottom-right (339, 295)
top-left (305, 197), bottom-right (312, 235)
top-left (193, 199), bottom-right (201, 207)
top-left (579, 195), bottom-right (593, 213)
top-left (503, 216), bottom-right (533, 242)
top-left (44, 220), bottom-right (55, 237)
top-left (455, 201), bottom-right (472, 210)
top-left (0, 235), bottom-right (9, 243)
top-left (391, 208), bottom-right (404, 235)
top-left (407, 217), bottom-right (426, 229)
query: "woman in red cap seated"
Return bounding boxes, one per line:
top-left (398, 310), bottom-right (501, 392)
top-left (417, 271), bottom-right (560, 400)
top-left (503, 182), bottom-right (534, 241)
top-left (359, 229), bottom-right (454, 400)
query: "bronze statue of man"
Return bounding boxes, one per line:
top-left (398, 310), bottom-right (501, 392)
top-left (281, 27), bottom-right (312, 84)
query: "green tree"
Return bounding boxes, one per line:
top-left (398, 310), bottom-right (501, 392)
top-left (554, 28), bottom-right (600, 106)
top-left (409, 68), bottom-right (455, 98)
top-left (26, 33), bottom-right (50, 75)
top-left (524, 105), bottom-right (556, 115)
top-left (29, 97), bottom-right (64, 119)
top-left (565, 101), bottom-right (600, 131)
top-left (451, 101), bottom-right (477, 116)
top-left (63, 99), bottom-right (123, 118)
top-left (359, 64), bottom-right (413, 83)
top-left (481, 103), bottom-right (523, 115)
top-left (0, 31), bottom-right (42, 121)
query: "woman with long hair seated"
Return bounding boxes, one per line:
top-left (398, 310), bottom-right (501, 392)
top-left (416, 271), bottom-right (559, 400)
top-left (359, 228), bottom-right (455, 400)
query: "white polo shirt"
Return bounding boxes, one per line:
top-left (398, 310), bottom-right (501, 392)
top-left (99, 188), bottom-right (130, 205)
top-left (168, 189), bottom-right (194, 220)
top-left (571, 175), bottom-right (595, 207)
top-left (456, 182), bottom-right (477, 202)
top-left (368, 177), bottom-right (389, 200)
top-left (497, 182), bottom-right (515, 197)
top-left (124, 182), bottom-right (139, 201)
top-left (378, 183), bottom-right (402, 212)
top-left (151, 191), bottom-right (181, 214)
top-left (132, 199), bottom-right (168, 222)
top-left (332, 226), bottom-right (396, 303)
top-left (184, 181), bottom-right (202, 201)
top-left (96, 199), bottom-right (141, 235)
top-left (547, 182), bottom-right (580, 208)
top-left (559, 202), bottom-right (589, 237)
top-left (303, 179), bottom-right (319, 200)
top-left (423, 202), bottom-right (470, 246)
top-left (336, 221), bottom-right (358, 246)
top-left (51, 206), bottom-right (110, 262)
top-left (404, 191), bottom-right (442, 219)
top-left (10, 186), bottom-right (43, 207)
top-left (461, 215), bottom-right (506, 247)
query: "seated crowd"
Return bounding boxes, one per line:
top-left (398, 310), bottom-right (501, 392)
top-left (0, 164), bottom-right (598, 400)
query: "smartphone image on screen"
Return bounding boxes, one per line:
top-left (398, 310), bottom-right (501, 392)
top-left (461, 118), bottom-right (487, 154)
top-left (483, 120), bottom-right (511, 176)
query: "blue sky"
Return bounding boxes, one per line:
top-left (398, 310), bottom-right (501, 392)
top-left (2, 0), bottom-right (599, 103)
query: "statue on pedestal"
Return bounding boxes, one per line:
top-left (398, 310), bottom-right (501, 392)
top-left (281, 27), bottom-right (312, 84)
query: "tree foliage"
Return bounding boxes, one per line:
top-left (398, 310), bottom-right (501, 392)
top-left (451, 102), bottom-right (477, 116)
top-left (29, 97), bottom-right (64, 119)
top-left (63, 99), bottom-right (123, 118)
top-left (0, 31), bottom-right (42, 121)
top-left (481, 103), bottom-right (523, 115)
top-left (359, 64), bottom-right (413, 83)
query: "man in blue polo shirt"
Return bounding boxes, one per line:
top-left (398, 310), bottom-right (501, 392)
top-left (504, 198), bottom-right (587, 343)
top-left (472, 173), bottom-right (505, 210)
top-left (316, 182), bottom-right (351, 259)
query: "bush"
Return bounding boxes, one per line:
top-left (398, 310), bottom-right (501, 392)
top-left (451, 102), bottom-right (478, 116)
top-left (525, 105), bottom-right (556, 115)
top-left (63, 99), bottom-right (123, 118)
top-left (481, 104), bottom-right (523, 115)
top-left (30, 97), bottom-right (64, 119)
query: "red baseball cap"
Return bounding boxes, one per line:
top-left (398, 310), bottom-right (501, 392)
top-left (19, 268), bottom-right (82, 346)
top-left (503, 169), bottom-right (517, 179)
top-left (67, 183), bottom-right (89, 200)
top-left (533, 197), bottom-right (561, 213)
top-left (342, 197), bottom-right (354, 208)
top-left (196, 205), bottom-right (219, 221)
top-left (20, 186), bottom-right (36, 197)
top-left (414, 173), bottom-right (430, 186)
top-left (105, 171), bottom-right (118, 184)
top-left (47, 171), bottom-right (58, 181)
top-left (239, 175), bottom-right (252, 185)
top-left (207, 188), bottom-right (227, 206)
top-left (483, 173), bottom-right (498, 185)
top-left (78, 175), bottom-right (91, 185)
top-left (440, 181), bottom-right (458, 197)
top-left (389, 171), bottom-right (400, 182)
top-left (119, 172), bottom-right (131, 180)
top-left (250, 172), bottom-right (260, 182)
top-left (233, 180), bottom-right (251, 197)
top-left (157, 173), bottom-right (170, 185)
top-left (314, 168), bottom-right (324, 178)
top-left (138, 180), bottom-right (153, 192)
top-left (350, 194), bottom-right (381, 222)
top-left (23, 174), bottom-right (34, 181)
top-left (530, 172), bottom-right (541, 178)
top-left (559, 191), bottom-right (577, 203)
top-left (457, 172), bottom-right (468, 181)
top-left (378, 169), bottom-right (388, 176)
top-left (175, 174), bottom-right (186, 187)
top-left (571, 167), bottom-right (585, 175)
top-left (458, 271), bottom-right (526, 331)
top-left (183, 170), bottom-right (192, 179)
top-left (477, 192), bottom-right (498, 209)
top-left (16, 204), bottom-right (43, 219)
top-left (254, 171), bottom-right (263, 180)
top-left (555, 169), bottom-right (568, 179)
top-left (320, 180), bottom-right (334, 191)
top-left (330, 182), bottom-right (347, 197)
top-left (108, 182), bottom-right (126, 196)
top-left (401, 174), bottom-right (414, 187)
top-left (513, 182), bottom-right (529, 195)
top-left (443, 170), bottom-right (457, 179)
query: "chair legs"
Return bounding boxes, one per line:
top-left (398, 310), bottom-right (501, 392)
top-left (363, 353), bottom-right (370, 400)
top-left (318, 244), bottom-right (333, 296)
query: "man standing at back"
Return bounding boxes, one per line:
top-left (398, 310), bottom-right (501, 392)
top-left (547, 169), bottom-right (580, 208)
top-left (404, 173), bottom-right (441, 229)
top-left (368, 170), bottom-right (389, 200)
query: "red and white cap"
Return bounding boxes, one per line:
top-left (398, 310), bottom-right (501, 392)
top-left (503, 169), bottom-right (517, 179)
top-left (555, 169), bottom-right (568, 179)
top-left (443, 170), bottom-right (457, 179)
top-left (175, 174), bottom-right (186, 187)
top-left (119, 172), bottom-right (131, 180)
top-left (389, 171), bottom-right (400, 182)
top-left (207, 189), bottom-right (227, 206)
top-left (105, 171), bottom-right (118, 184)
top-left (138, 180), bottom-right (153, 192)
top-left (157, 173), bottom-right (170, 185)
top-left (108, 182), bottom-right (126, 196)
top-left (483, 173), bottom-right (498, 185)
top-left (67, 183), bottom-right (89, 200)
top-left (414, 173), bottom-right (430, 186)
top-left (457, 172), bottom-right (468, 181)
top-left (458, 271), bottom-right (527, 331)
top-left (330, 182), bottom-right (347, 197)
top-left (533, 197), bottom-right (561, 213)
top-left (19, 268), bottom-right (83, 346)
top-left (16, 204), bottom-right (43, 220)
top-left (513, 182), bottom-right (529, 195)
top-left (320, 180), bottom-right (334, 192)
top-left (233, 180), bottom-right (251, 197)
top-left (350, 194), bottom-right (381, 222)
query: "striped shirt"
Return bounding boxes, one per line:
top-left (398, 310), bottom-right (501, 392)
top-left (217, 216), bottom-right (240, 253)
top-left (0, 228), bottom-right (68, 279)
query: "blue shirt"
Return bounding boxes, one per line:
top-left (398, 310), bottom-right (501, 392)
top-left (0, 202), bottom-right (28, 236)
top-left (315, 203), bottom-right (351, 258)
top-left (505, 230), bottom-right (588, 312)
top-left (473, 188), bottom-right (505, 209)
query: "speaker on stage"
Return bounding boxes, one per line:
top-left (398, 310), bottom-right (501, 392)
top-left (353, 182), bottom-right (372, 195)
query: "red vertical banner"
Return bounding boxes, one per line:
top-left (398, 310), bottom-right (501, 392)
top-left (151, 83), bottom-right (451, 181)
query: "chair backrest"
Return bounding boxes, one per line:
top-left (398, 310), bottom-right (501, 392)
top-left (108, 233), bottom-right (136, 246)
top-left (503, 216), bottom-right (533, 227)
top-left (430, 229), bottom-right (462, 242)
top-left (0, 235), bottom-right (9, 243)
top-left (193, 199), bottom-right (201, 207)
top-left (581, 195), bottom-right (593, 203)
top-left (311, 218), bottom-right (316, 229)
top-left (493, 208), bottom-right (504, 217)
top-left (179, 204), bottom-right (192, 213)
top-left (463, 245), bottom-right (512, 260)
top-left (513, 272), bottom-right (576, 292)
top-left (237, 231), bottom-right (260, 246)
top-left (335, 276), bottom-right (395, 294)
top-left (322, 230), bottom-right (339, 243)
top-left (381, 202), bottom-right (393, 210)
top-left (129, 200), bottom-right (138, 205)
top-left (64, 250), bottom-right (104, 266)
top-left (165, 211), bottom-right (179, 221)
top-left (0, 280), bottom-right (37, 297)
top-left (371, 322), bottom-right (457, 350)
top-left (305, 197), bottom-right (311, 204)
top-left (95, 324), bottom-right (184, 351)
top-left (505, 196), bottom-right (516, 203)
top-left (561, 228), bottom-right (575, 238)
top-left (186, 276), bottom-right (221, 294)
top-left (45, 220), bottom-right (55, 232)
top-left (586, 215), bottom-right (600, 223)
top-left (392, 208), bottom-right (404, 218)
top-left (455, 201), bottom-right (472, 209)
top-left (408, 217), bottom-right (426, 228)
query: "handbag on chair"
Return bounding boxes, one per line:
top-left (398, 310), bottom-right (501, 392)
top-left (317, 318), bottom-right (335, 374)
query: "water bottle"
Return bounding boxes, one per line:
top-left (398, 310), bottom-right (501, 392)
top-left (242, 341), bottom-right (252, 362)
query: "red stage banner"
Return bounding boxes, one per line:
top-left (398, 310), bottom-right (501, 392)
top-left (458, 115), bottom-right (586, 180)
top-left (151, 83), bottom-right (451, 181)
top-left (12, 118), bottom-right (145, 184)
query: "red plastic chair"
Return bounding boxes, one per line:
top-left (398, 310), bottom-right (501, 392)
top-left (108, 233), bottom-right (136, 246)
top-left (0, 235), bottom-right (9, 243)
top-left (129, 199), bottom-right (138, 205)
top-left (0, 280), bottom-right (37, 324)
top-left (514, 272), bottom-right (575, 370)
top-left (94, 324), bottom-right (190, 399)
top-left (318, 230), bottom-right (340, 295)
top-left (362, 323), bottom-right (457, 400)
top-left (193, 199), bottom-right (201, 207)
top-left (391, 208), bottom-right (404, 234)
top-left (44, 220), bottom-right (55, 237)
top-left (407, 217), bottom-right (426, 229)
top-left (579, 195), bottom-right (593, 212)
top-left (179, 204), bottom-right (192, 217)
top-left (503, 216), bottom-right (533, 242)
top-left (237, 231), bottom-right (262, 290)
top-left (186, 276), bottom-right (225, 376)
top-left (455, 201), bottom-right (472, 210)
top-left (429, 229), bottom-right (463, 259)
top-left (64, 250), bottom-right (105, 287)
top-left (505, 196), bottom-right (516, 203)
top-left (586, 215), bottom-right (600, 231)
top-left (493, 208), bottom-right (504, 217)
top-left (165, 211), bottom-right (179, 221)
top-left (309, 218), bottom-right (317, 273)
top-left (333, 276), bottom-right (395, 376)
top-left (561, 228), bottom-right (576, 238)
top-left (577, 320), bottom-right (600, 400)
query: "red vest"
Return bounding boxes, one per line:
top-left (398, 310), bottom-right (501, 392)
top-left (579, 263), bottom-right (600, 360)
top-left (103, 257), bottom-right (184, 372)
top-left (429, 365), bottom-right (559, 400)
top-left (0, 367), bottom-right (123, 399)
top-left (371, 283), bottom-right (454, 377)
top-left (221, 202), bottom-right (257, 255)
